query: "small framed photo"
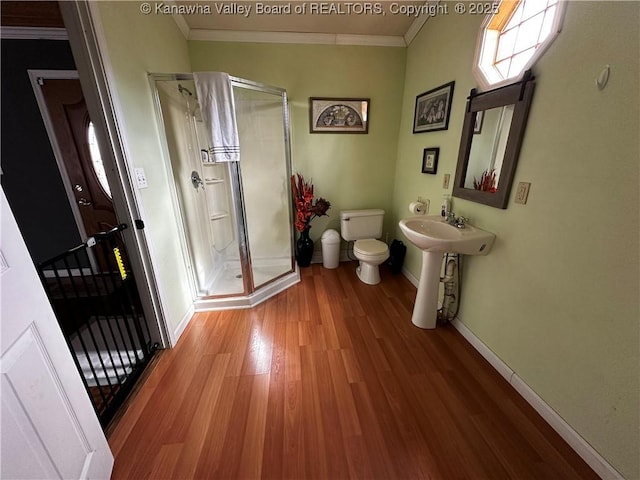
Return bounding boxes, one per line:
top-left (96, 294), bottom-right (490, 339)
top-left (413, 81), bottom-right (455, 133)
top-left (421, 147), bottom-right (440, 174)
top-left (309, 98), bottom-right (369, 134)
top-left (474, 110), bottom-right (484, 134)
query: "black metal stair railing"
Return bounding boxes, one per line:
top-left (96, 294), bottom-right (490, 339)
top-left (36, 224), bottom-right (157, 427)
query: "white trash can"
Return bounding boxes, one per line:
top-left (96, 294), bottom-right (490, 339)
top-left (321, 229), bottom-right (341, 269)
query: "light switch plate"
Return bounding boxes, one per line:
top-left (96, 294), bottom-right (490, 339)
top-left (135, 168), bottom-right (148, 189)
top-left (443, 173), bottom-right (451, 189)
top-left (514, 182), bottom-right (531, 204)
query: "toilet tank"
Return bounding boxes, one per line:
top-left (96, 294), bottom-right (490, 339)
top-left (340, 209), bottom-right (385, 241)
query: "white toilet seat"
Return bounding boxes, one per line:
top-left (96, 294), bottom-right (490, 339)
top-left (354, 239), bottom-right (389, 261)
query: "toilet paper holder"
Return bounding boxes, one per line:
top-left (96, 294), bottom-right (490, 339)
top-left (409, 201), bottom-right (428, 215)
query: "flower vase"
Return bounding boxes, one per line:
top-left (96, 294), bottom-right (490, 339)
top-left (296, 228), bottom-right (314, 267)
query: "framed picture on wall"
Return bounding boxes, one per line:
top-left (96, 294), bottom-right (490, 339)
top-left (309, 98), bottom-right (370, 134)
top-left (421, 147), bottom-right (439, 174)
top-left (413, 81), bottom-right (455, 133)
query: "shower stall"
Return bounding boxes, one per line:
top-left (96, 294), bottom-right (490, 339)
top-left (150, 74), bottom-right (298, 309)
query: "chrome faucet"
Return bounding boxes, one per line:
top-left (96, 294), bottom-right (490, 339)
top-left (446, 212), bottom-right (468, 229)
top-left (446, 211), bottom-right (457, 225)
top-left (455, 216), bottom-right (469, 229)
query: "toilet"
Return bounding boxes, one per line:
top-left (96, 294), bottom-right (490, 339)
top-left (340, 209), bottom-right (390, 285)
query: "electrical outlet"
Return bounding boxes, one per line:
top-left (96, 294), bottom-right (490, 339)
top-left (514, 182), bottom-right (531, 204)
top-left (443, 173), bottom-right (451, 189)
top-left (135, 168), bottom-right (148, 189)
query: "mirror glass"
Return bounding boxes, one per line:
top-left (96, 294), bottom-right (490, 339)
top-left (452, 71), bottom-right (535, 209)
top-left (464, 106), bottom-right (514, 191)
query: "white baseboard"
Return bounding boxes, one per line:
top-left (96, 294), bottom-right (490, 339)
top-left (450, 318), bottom-right (514, 383)
top-left (401, 265), bottom-right (419, 288)
top-left (450, 318), bottom-right (622, 480)
top-left (170, 303), bottom-right (195, 347)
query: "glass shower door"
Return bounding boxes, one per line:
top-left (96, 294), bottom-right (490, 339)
top-left (234, 86), bottom-right (294, 289)
top-left (152, 73), bottom-right (296, 303)
top-left (154, 79), bottom-right (244, 298)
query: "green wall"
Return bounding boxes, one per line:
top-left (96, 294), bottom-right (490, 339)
top-left (94, 3), bottom-right (194, 336)
top-left (188, 42), bottom-right (407, 241)
top-left (392, 3), bottom-right (639, 477)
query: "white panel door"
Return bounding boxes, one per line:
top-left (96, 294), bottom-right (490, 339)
top-left (1, 189), bottom-right (113, 479)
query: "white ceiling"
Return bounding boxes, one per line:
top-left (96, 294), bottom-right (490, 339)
top-left (173, 1), bottom-right (431, 46)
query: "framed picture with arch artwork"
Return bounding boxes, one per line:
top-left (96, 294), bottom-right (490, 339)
top-left (309, 98), bottom-right (370, 134)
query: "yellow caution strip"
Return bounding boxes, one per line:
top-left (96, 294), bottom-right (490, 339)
top-left (113, 247), bottom-right (127, 280)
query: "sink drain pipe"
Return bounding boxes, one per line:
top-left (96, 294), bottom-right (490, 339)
top-left (439, 253), bottom-right (461, 323)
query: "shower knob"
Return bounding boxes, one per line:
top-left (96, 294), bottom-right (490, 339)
top-left (191, 170), bottom-right (204, 190)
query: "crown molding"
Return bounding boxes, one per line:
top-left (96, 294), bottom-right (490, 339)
top-left (405, 0), bottom-right (442, 45)
top-left (1, 26), bottom-right (68, 40)
top-left (335, 34), bottom-right (406, 47)
top-left (171, 13), bottom-right (190, 39)
top-left (405, 15), bottom-right (429, 45)
top-left (171, 9), bottom-right (435, 47)
top-left (187, 29), bottom-right (407, 47)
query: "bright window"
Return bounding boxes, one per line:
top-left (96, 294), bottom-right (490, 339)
top-left (474, 0), bottom-right (567, 89)
top-left (87, 121), bottom-right (111, 198)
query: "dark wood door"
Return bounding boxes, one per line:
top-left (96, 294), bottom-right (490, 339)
top-left (41, 78), bottom-right (117, 237)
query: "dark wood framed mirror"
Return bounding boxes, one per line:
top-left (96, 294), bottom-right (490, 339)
top-left (453, 70), bottom-right (536, 209)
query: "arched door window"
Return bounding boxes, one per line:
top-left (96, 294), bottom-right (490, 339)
top-left (87, 121), bottom-right (111, 198)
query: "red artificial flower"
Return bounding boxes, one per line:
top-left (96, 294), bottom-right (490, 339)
top-left (291, 173), bottom-right (331, 232)
top-left (474, 168), bottom-right (498, 193)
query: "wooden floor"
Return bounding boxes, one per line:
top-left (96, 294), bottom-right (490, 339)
top-left (108, 262), bottom-right (598, 479)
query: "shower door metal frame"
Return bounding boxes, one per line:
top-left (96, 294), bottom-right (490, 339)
top-left (149, 73), bottom-right (297, 302)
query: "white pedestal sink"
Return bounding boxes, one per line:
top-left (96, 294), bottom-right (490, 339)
top-left (399, 215), bottom-right (496, 329)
